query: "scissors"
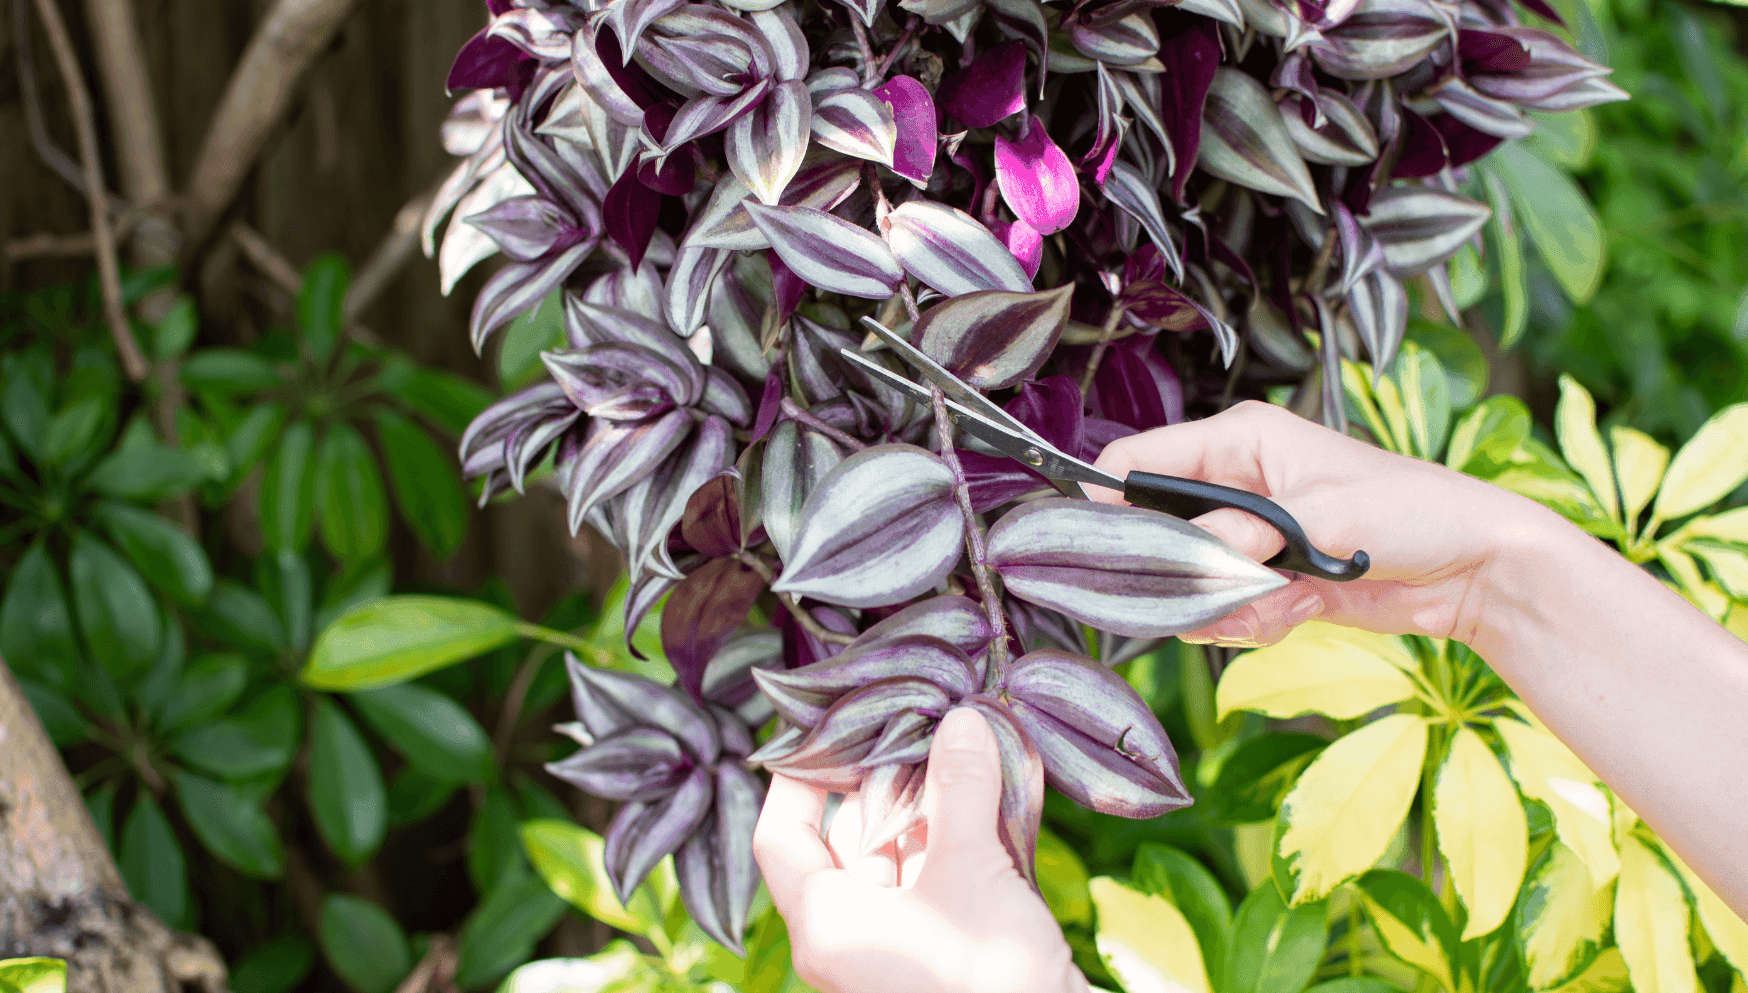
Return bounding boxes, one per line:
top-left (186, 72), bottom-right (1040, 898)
top-left (839, 317), bottom-right (1370, 582)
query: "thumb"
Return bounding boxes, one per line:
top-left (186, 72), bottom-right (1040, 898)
top-left (920, 707), bottom-right (1005, 870)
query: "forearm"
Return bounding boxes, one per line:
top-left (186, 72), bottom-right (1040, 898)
top-left (1467, 502), bottom-right (1748, 913)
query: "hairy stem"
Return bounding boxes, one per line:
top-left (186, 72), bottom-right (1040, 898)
top-left (736, 552), bottom-right (857, 646)
top-left (32, 0), bottom-right (146, 382)
top-left (932, 385), bottom-right (1011, 675)
top-left (780, 397), bottom-right (868, 452)
top-left (1079, 301), bottom-right (1128, 395)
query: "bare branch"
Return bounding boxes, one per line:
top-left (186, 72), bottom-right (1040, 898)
top-left (82, 0), bottom-right (179, 266)
top-left (4, 231), bottom-right (97, 260)
top-left (12, 0), bottom-right (90, 194)
top-left (182, 0), bottom-right (363, 249)
top-left (345, 187), bottom-right (438, 324)
top-left (31, 0), bottom-right (147, 382)
top-left (231, 221), bottom-right (384, 346)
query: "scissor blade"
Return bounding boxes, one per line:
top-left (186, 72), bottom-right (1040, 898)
top-left (856, 317), bottom-right (1044, 443)
top-left (946, 403), bottom-right (1125, 493)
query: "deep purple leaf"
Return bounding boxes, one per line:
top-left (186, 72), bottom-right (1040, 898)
top-left (937, 40), bottom-right (1028, 127)
top-left (681, 472), bottom-right (744, 558)
top-left (603, 170), bottom-right (663, 270)
top-left (663, 557), bottom-right (767, 705)
top-left (1158, 20), bottom-right (1221, 203)
top-left (872, 76), bottom-right (939, 187)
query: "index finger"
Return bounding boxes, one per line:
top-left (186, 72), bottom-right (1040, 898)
top-left (752, 774), bottom-right (836, 919)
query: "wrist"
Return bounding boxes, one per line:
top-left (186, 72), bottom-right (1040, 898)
top-left (1463, 491), bottom-right (1605, 656)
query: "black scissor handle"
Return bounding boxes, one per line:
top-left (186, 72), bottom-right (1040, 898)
top-left (1122, 471), bottom-right (1370, 582)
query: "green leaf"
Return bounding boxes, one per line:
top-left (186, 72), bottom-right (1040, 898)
top-left (1524, 110), bottom-right (1596, 170)
top-left (1225, 882), bottom-right (1327, 993)
top-left (319, 895), bottom-right (411, 993)
top-left (17, 679), bottom-right (85, 746)
top-left (494, 947), bottom-right (643, 993)
top-left (387, 768), bottom-right (458, 826)
top-left (260, 421), bottom-right (317, 553)
top-left (299, 253), bottom-right (351, 363)
top-left (1355, 870), bottom-right (1461, 992)
top-left (1480, 169), bottom-right (1528, 350)
top-left (1131, 843), bottom-right (1235, 987)
top-left (194, 579), bottom-right (287, 655)
top-left (1, 347), bottom-right (54, 463)
top-left (93, 501), bottom-right (214, 606)
top-left (0, 544), bottom-right (81, 688)
top-left (313, 557), bottom-right (393, 637)
top-left (0, 958), bottom-right (66, 993)
top-left (176, 771), bottom-right (284, 878)
top-left (181, 349), bottom-right (281, 394)
top-left (1204, 733), bottom-right (1328, 825)
top-left (1037, 827), bottom-right (1093, 926)
top-left (69, 531), bottom-right (161, 679)
top-left (470, 787), bottom-right (524, 896)
top-left (315, 423), bottom-right (389, 563)
top-left (43, 396), bottom-right (110, 467)
top-left (156, 653), bottom-right (248, 733)
top-left (171, 685), bottom-right (300, 781)
top-left (85, 785), bottom-right (117, 853)
top-left (375, 410), bottom-right (469, 559)
top-left (350, 683), bottom-right (495, 783)
top-left (87, 421), bottom-right (212, 500)
top-left (378, 361), bottom-right (494, 436)
top-left (229, 936), bottom-right (316, 993)
top-left (224, 404), bottom-right (288, 480)
top-left (260, 549), bottom-right (314, 654)
top-left (1403, 322), bottom-right (1488, 412)
top-left (152, 296), bottom-right (199, 361)
top-left (455, 864), bottom-right (569, 990)
top-left (1304, 980), bottom-right (1405, 993)
top-left (308, 699), bottom-right (388, 867)
top-left (1446, 396), bottom-right (1531, 477)
top-left (520, 819), bottom-right (648, 934)
top-left (1091, 875), bottom-right (1213, 993)
top-left (1391, 343), bottom-right (1451, 460)
top-left (118, 794), bottom-right (191, 930)
top-left (304, 595), bottom-right (521, 691)
top-left (743, 905), bottom-right (801, 993)
top-left (495, 290), bottom-right (566, 391)
top-left (1491, 143), bottom-right (1605, 305)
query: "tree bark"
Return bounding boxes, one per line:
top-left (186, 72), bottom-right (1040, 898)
top-left (0, 656), bottom-right (229, 993)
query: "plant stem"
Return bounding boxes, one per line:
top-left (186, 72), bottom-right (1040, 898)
top-left (1079, 301), bottom-right (1129, 394)
top-left (931, 385), bottom-right (1011, 677)
top-left (848, 13), bottom-right (879, 87)
top-left (780, 397), bottom-right (868, 452)
top-left (874, 15), bottom-right (921, 78)
top-left (1348, 898), bottom-right (1365, 977)
top-left (1305, 224), bottom-right (1340, 298)
top-left (735, 552), bottom-right (857, 646)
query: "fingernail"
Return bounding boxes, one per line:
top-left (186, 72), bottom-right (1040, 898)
top-left (1178, 634), bottom-right (1214, 645)
top-left (1211, 613), bottom-right (1258, 644)
top-left (1287, 593), bottom-right (1325, 624)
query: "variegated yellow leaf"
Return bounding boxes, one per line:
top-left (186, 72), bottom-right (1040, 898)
top-left (1217, 622), bottom-right (1418, 720)
top-left (1612, 794), bottom-right (1640, 847)
top-left (1549, 948), bottom-right (1630, 993)
top-left (1090, 877), bottom-right (1212, 993)
top-left (1519, 844), bottom-right (1614, 990)
top-left (1688, 543), bottom-right (1748, 600)
top-left (1495, 719), bottom-right (1617, 889)
top-left (1278, 714), bottom-right (1428, 904)
top-left (1233, 822), bottom-right (1275, 892)
top-left (1655, 403), bottom-right (1748, 522)
top-left (1373, 375), bottom-right (1413, 458)
top-left (1610, 426), bottom-right (1669, 526)
top-left (1687, 506), bottom-right (1748, 544)
top-left (1666, 850), bottom-right (1748, 982)
top-left (1616, 835), bottom-right (1700, 993)
top-left (0, 959), bottom-right (66, 993)
top-left (1659, 550), bottom-right (1734, 619)
top-left (1434, 727), bottom-right (1528, 938)
top-left (1555, 375), bottom-right (1620, 524)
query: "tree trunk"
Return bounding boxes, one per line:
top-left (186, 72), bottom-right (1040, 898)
top-left (0, 656), bottom-right (229, 993)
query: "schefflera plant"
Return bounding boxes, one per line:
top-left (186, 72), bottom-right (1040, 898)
top-left (427, 0), bottom-right (1618, 951)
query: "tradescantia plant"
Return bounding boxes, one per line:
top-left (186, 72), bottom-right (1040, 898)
top-left (416, 0), bottom-right (1624, 954)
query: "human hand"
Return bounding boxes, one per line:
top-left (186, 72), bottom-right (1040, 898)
top-left (752, 708), bottom-right (1089, 993)
top-left (1091, 400), bottom-right (1569, 647)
